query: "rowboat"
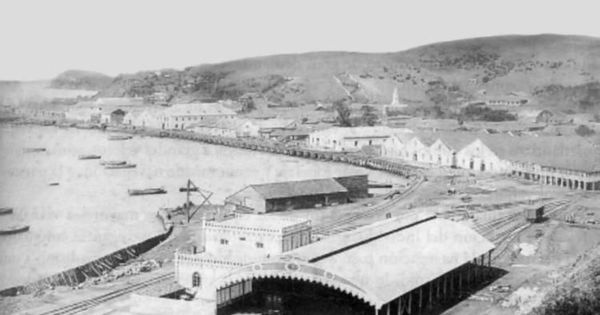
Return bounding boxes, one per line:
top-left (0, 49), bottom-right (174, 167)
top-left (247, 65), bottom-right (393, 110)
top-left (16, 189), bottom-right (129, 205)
top-left (128, 187), bottom-right (167, 196)
top-left (105, 163), bottom-right (137, 169)
top-left (49, 182), bottom-right (60, 186)
top-left (0, 208), bottom-right (13, 215)
top-left (108, 135), bottom-right (133, 141)
top-left (0, 225), bottom-right (29, 235)
top-left (99, 160), bottom-right (127, 166)
top-left (78, 154), bottom-right (102, 160)
top-left (23, 148), bottom-right (46, 153)
top-left (179, 187), bottom-right (199, 192)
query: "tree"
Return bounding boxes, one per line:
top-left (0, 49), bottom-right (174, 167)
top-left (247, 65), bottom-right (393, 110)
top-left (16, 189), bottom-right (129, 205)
top-left (240, 96), bottom-right (256, 113)
top-left (360, 105), bottom-right (379, 126)
top-left (333, 98), bottom-right (352, 127)
top-left (575, 124), bottom-right (595, 137)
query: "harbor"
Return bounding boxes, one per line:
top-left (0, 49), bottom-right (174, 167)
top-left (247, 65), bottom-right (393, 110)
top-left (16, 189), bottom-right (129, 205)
top-left (0, 124), bottom-right (400, 291)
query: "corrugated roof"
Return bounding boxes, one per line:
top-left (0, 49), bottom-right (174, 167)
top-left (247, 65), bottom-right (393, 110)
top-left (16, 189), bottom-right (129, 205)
top-left (292, 215), bottom-right (494, 305)
top-left (250, 178), bottom-right (348, 200)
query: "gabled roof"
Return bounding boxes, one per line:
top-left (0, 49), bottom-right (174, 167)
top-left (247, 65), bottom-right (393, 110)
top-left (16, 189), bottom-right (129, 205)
top-left (478, 134), bottom-right (600, 172)
top-left (208, 214), bottom-right (310, 233)
top-left (249, 178), bottom-right (348, 200)
top-left (164, 103), bottom-right (237, 116)
top-left (312, 126), bottom-right (397, 139)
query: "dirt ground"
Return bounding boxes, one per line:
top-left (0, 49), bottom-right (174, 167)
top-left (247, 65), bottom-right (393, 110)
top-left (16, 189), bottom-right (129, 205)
top-left (444, 194), bottom-right (600, 315)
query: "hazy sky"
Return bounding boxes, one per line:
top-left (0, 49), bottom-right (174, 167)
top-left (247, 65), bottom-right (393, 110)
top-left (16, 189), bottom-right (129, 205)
top-left (1, 0), bottom-right (599, 80)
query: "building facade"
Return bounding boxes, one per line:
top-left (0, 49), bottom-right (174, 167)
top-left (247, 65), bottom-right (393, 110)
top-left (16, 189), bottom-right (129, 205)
top-left (163, 103), bottom-right (237, 130)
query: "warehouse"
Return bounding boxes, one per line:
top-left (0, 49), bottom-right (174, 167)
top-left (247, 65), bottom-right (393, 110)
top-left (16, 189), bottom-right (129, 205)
top-left (224, 178), bottom-right (350, 213)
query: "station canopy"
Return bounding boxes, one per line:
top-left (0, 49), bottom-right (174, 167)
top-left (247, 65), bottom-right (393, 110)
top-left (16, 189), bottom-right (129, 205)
top-left (216, 213), bottom-right (494, 308)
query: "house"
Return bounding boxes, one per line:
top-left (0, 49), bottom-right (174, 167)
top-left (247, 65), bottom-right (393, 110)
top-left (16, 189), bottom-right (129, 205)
top-left (252, 118), bottom-right (297, 138)
top-left (163, 103), bottom-right (237, 130)
top-left (224, 178), bottom-right (350, 213)
top-left (308, 126), bottom-right (399, 152)
top-left (188, 118), bottom-right (258, 138)
top-left (535, 110), bottom-right (572, 124)
top-left (455, 138), bottom-right (511, 173)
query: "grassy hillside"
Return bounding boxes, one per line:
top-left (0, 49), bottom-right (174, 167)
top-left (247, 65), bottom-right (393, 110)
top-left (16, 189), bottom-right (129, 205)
top-left (96, 34), bottom-right (600, 114)
top-left (50, 70), bottom-right (113, 91)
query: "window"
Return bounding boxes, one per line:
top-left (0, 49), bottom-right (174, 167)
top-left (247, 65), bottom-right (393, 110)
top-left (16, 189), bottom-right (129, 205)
top-left (220, 239), bottom-right (229, 245)
top-left (256, 242), bottom-right (264, 248)
top-left (368, 140), bottom-right (372, 145)
top-left (354, 141), bottom-right (358, 147)
top-left (239, 237), bottom-right (246, 241)
top-left (192, 272), bottom-right (201, 287)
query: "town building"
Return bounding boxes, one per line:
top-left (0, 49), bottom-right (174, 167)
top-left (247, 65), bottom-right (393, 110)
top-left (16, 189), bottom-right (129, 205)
top-left (188, 118), bottom-right (258, 138)
top-left (175, 214), bottom-right (312, 304)
top-left (224, 178), bottom-right (351, 213)
top-left (174, 212), bottom-right (495, 315)
top-left (308, 126), bottom-right (403, 152)
top-left (163, 103), bottom-right (237, 130)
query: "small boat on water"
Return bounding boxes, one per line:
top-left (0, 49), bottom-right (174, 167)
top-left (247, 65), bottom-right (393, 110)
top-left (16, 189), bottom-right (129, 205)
top-left (49, 182), bottom-right (60, 186)
top-left (105, 163), bottom-right (136, 169)
top-left (0, 225), bottom-right (29, 235)
top-left (368, 182), bottom-right (393, 189)
top-left (99, 160), bottom-right (127, 166)
top-left (23, 148), bottom-right (46, 153)
top-left (108, 135), bottom-right (133, 141)
top-left (0, 208), bottom-right (13, 215)
top-left (79, 154), bottom-right (102, 160)
top-left (128, 187), bottom-right (167, 196)
top-left (179, 187), bottom-right (199, 192)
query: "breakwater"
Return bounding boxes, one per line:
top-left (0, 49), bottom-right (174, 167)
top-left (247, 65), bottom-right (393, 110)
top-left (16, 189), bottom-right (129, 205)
top-left (0, 226), bottom-right (173, 297)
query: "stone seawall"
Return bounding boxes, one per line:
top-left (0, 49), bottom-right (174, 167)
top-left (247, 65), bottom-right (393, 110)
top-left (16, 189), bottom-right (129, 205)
top-left (0, 226), bottom-right (173, 297)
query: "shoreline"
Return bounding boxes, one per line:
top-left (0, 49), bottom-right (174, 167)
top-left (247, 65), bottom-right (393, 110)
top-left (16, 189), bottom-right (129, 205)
top-left (1, 117), bottom-right (421, 297)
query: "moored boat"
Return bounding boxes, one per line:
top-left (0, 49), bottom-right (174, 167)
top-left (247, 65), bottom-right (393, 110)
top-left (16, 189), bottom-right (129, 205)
top-left (179, 187), bottom-right (199, 192)
top-left (128, 187), bottom-right (167, 196)
top-left (99, 160), bottom-right (127, 166)
top-left (108, 135), bottom-right (133, 141)
top-left (49, 182), bottom-right (60, 186)
top-left (78, 154), bottom-right (102, 160)
top-left (105, 163), bottom-right (137, 169)
top-left (0, 225), bottom-right (29, 235)
top-left (0, 208), bottom-right (13, 215)
top-left (23, 148), bottom-right (46, 153)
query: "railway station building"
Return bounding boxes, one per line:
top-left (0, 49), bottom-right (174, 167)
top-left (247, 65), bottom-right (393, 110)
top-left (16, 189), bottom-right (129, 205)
top-left (174, 212), bottom-right (495, 315)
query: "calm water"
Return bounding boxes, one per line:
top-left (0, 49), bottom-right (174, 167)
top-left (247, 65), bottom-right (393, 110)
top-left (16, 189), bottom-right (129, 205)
top-left (0, 125), bottom-right (395, 289)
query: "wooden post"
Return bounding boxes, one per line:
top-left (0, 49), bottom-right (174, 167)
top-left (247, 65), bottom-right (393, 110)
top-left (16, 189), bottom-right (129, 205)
top-left (386, 303), bottom-right (390, 315)
top-left (408, 292), bottom-right (412, 314)
top-left (443, 275), bottom-right (447, 298)
top-left (397, 296), bottom-right (403, 315)
top-left (186, 179), bottom-right (191, 222)
top-left (419, 287), bottom-right (423, 312)
top-left (429, 282), bottom-right (433, 309)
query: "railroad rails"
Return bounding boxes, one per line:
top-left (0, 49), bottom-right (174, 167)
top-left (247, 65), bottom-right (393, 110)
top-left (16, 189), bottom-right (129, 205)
top-left (38, 272), bottom-right (174, 315)
top-left (313, 176), bottom-right (425, 237)
top-left (469, 199), bottom-right (572, 261)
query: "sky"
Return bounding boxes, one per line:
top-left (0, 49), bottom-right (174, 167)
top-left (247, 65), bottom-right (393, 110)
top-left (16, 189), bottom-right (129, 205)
top-left (0, 0), bottom-right (599, 81)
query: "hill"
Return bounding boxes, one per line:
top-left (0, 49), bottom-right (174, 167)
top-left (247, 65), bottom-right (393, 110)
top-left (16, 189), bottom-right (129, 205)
top-left (97, 34), bottom-right (600, 114)
top-left (50, 70), bottom-right (113, 91)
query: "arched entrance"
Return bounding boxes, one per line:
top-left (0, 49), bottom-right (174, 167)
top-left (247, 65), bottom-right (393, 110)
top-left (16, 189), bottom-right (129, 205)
top-left (218, 278), bottom-right (373, 315)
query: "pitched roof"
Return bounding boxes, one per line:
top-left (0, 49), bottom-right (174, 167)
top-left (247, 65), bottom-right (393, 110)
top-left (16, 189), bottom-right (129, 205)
top-left (478, 134), bottom-right (600, 172)
top-left (164, 103), bottom-right (237, 116)
top-left (313, 126), bottom-right (398, 139)
top-left (250, 178), bottom-right (348, 200)
top-left (188, 118), bottom-right (251, 130)
top-left (414, 131), bottom-right (479, 151)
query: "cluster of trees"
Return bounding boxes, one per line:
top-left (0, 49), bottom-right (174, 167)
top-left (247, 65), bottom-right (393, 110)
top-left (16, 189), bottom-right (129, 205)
top-left (332, 97), bottom-right (379, 127)
top-left (575, 124), bottom-right (596, 137)
top-left (458, 104), bottom-right (517, 122)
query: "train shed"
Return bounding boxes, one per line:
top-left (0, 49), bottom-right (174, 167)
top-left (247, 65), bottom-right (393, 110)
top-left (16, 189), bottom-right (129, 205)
top-left (214, 213), bottom-right (495, 314)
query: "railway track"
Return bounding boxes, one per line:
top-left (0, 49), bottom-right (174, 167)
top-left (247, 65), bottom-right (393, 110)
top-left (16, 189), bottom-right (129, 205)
top-left (470, 199), bottom-right (572, 261)
top-left (313, 176), bottom-right (424, 236)
top-left (38, 272), bottom-right (174, 315)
